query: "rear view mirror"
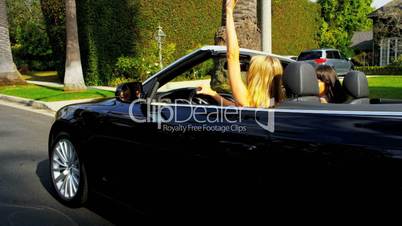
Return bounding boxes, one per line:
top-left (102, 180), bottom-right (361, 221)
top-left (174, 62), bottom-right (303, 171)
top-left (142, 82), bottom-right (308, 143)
top-left (115, 82), bottom-right (143, 102)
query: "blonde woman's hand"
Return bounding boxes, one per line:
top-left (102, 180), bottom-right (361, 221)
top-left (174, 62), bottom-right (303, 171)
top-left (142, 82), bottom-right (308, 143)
top-left (197, 84), bottom-right (217, 97)
top-left (226, 0), bottom-right (238, 11)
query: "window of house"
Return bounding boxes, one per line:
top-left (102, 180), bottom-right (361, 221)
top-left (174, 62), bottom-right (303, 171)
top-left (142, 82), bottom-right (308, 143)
top-left (380, 38), bottom-right (402, 66)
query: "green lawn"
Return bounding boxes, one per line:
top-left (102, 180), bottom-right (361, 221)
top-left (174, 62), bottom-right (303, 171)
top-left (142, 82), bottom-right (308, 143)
top-left (0, 84), bottom-right (114, 102)
top-left (367, 76), bottom-right (402, 99)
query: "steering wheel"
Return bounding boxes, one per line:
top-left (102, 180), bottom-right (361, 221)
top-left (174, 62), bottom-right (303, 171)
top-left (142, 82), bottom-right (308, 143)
top-left (188, 88), bottom-right (210, 105)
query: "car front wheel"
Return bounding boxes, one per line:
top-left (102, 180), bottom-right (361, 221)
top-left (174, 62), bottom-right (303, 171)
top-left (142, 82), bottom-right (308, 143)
top-left (50, 133), bottom-right (88, 207)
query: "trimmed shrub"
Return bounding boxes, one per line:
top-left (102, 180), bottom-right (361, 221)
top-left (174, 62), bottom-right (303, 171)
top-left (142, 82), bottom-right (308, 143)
top-left (40, 0), bottom-right (66, 79)
top-left (355, 66), bottom-right (402, 75)
top-left (112, 42), bottom-right (176, 85)
top-left (271, 0), bottom-right (321, 56)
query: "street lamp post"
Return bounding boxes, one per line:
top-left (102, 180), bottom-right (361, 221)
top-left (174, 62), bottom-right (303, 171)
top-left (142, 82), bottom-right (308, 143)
top-left (154, 25), bottom-right (166, 69)
top-left (261, 0), bottom-right (272, 53)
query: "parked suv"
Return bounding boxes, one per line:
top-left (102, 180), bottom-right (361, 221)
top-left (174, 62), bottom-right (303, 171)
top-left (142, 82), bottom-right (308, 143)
top-left (297, 49), bottom-right (353, 76)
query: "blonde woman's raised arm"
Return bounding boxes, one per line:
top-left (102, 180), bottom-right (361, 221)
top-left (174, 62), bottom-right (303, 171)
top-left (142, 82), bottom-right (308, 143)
top-left (226, 0), bottom-right (249, 107)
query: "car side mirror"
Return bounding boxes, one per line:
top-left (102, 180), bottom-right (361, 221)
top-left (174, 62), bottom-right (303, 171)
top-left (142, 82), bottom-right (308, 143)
top-left (115, 82), bottom-right (143, 102)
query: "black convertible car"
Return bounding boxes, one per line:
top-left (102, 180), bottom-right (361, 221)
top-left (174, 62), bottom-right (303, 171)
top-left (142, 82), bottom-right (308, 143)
top-left (48, 46), bottom-right (402, 218)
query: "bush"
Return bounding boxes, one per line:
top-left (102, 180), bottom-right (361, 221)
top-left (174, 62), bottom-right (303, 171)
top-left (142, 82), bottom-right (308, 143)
top-left (355, 66), bottom-right (402, 75)
top-left (391, 56), bottom-right (402, 67)
top-left (8, 0), bottom-right (54, 72)
top-left (114, 57), bottom-right (138, 81)
top-left (352, 51), bottom-right (371, 66)
top-left (108, 76), bottom-right (135, 87)
top-left (112, 42), bottom-right (176, 85)
top-left (271, 0), bottom-right (321, 55)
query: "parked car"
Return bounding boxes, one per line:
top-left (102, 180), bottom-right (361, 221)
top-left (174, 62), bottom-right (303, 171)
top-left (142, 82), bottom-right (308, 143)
top-left (48, 46), bottom-right (402, 218)
top-left (297, 48), bottom-right (354, 75)
top-left (283, 55), bottom-right (298, 61)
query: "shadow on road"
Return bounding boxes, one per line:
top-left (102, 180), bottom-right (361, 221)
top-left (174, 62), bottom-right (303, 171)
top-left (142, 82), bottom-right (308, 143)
top-left (36, 160), bottom-right (57, 199)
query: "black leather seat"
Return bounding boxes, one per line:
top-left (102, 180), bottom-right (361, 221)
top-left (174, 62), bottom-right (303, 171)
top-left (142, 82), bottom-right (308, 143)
top-left (343, 71), bottom-right (370, 104)
top-left (283, 62), bottom-right (320, 103)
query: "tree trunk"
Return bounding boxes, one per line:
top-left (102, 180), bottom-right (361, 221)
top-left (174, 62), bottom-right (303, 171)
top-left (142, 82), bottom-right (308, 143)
top-left (64, 0), bottom-right (86, 91)
top-left (0, 0), bottom-right (24, 85)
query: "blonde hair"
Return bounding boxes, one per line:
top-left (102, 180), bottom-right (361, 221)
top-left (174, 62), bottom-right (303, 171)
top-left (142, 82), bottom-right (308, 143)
top-left (246, 56), bottom-right (284, 108)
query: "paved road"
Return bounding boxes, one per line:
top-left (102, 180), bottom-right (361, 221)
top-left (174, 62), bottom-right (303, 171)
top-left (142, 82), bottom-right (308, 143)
top-left (0, 104), bottom-right (122, 225)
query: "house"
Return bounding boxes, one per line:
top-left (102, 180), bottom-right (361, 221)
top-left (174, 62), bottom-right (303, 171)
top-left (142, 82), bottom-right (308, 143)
top-left (351, 31), bottom-right (373, 52)
top-left (351, 31), bottom-right (373, 65)
top-left (369, 0), bottom-right (402, 66)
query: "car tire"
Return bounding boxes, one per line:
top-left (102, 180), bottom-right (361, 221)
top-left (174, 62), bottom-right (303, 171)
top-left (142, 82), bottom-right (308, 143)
top-left (49, 132), bottom-right (88, 207)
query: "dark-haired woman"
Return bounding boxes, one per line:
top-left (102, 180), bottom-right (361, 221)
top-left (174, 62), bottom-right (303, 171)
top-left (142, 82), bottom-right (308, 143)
top-left (316, 65), bottom-right (346, 104)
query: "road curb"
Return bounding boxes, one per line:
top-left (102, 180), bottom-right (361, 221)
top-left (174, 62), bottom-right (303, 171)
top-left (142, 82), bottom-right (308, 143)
top-left (0, 94), bottom-right (52, 111)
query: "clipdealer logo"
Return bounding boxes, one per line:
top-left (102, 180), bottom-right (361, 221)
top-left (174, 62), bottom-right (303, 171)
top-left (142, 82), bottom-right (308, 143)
top-left (129, 98), bottom-right (275, 133)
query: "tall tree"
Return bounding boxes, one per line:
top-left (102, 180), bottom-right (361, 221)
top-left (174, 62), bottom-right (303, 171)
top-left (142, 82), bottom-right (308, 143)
top-left (372, 6), bottom-right (402, 41)
top-left (318, 0), bottom-right (373, 56)
top-left (64, 0), bottom-right (86, 91)
top-left (0, 0), bottom-right (24, 85)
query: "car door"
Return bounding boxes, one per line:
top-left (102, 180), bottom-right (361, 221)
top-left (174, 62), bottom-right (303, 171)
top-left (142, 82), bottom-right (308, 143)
top-left (86, 99), bottom-right (161, 211)
top-left (271, 103), bottom-right (402, 193)
top-left (173, 105), bottom-right (275, 214)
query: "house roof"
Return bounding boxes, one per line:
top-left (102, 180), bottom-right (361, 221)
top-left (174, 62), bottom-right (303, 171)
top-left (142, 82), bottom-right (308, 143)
top-left (351, 31), bottom-right (373, 51)
top-left (369, 0), bottom-right (402, 18)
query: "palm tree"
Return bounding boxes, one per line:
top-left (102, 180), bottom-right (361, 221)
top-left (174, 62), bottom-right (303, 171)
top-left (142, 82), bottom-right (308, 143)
top-left (64, 0), bottom-right (86, 91)
top-left (0, 0), bottom-right (24, 85)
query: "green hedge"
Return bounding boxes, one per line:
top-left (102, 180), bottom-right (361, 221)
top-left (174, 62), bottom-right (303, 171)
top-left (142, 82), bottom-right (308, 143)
top-left (41, 0), bottom-right (321, 85)
top-left (40, 0), bottom-right (66, 80)
top-left (271, 0), bottom-right (321, 56)
top-left (41, 0), bottom-right (222, 85)
top-left (355, 66), bottom-right (402, 75)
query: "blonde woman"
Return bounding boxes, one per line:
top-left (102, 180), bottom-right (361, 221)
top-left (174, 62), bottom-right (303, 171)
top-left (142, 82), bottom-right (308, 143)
top-left (197, 0), bottom-right (284, 108)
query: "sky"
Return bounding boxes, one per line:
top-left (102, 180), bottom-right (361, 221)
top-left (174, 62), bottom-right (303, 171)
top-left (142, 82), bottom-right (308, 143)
top-left (372, 0), bottom-right (393, 9)
top-left (309, 0), bottom-right (394, 9)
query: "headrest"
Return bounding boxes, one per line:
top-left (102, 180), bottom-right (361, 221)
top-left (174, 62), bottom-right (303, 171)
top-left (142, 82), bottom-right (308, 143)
top-left (343, 71), bottom-right (369, 98)
top-left (283, 62), bottom-right (319, 97)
